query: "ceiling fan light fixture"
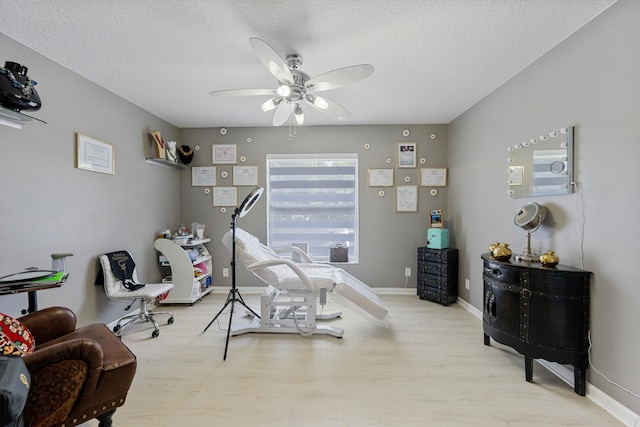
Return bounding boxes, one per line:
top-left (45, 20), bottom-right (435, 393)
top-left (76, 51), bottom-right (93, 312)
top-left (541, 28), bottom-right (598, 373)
top-left (277, 85), bottom-right (291, 97)
top-left (294, 105), bottom-right (304, 125)
top-left (261, 97), bottom-right (282, 112)
top-left (313, 96), bottom-right (329, 110)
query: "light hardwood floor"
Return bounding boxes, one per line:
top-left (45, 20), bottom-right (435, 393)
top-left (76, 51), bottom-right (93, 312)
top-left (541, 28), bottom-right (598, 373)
top-left (91, 291), bottom-right (621, 426)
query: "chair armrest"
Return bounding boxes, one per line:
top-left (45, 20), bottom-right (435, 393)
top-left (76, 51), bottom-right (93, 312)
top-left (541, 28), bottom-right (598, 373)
top-left (23, 338), bottom-right (104, 374)
top-left (18, 307), bottom-right (77, 345)
top-left (22, 338), bottom-right (105, 426)
top-left (246, 259), bottom-right (316, 292)
top-left (273, 246), bottom-right (315, 263)
top-left (290, 247), bottom-right (314, 263)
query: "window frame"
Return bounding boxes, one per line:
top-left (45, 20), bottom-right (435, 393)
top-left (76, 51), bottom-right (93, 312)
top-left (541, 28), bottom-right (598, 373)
top-left (266, 153), bottom-right (359, 263)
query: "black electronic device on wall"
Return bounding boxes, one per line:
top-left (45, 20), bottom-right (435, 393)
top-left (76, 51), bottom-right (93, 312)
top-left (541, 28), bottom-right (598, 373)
top-left (0, 61), bottom-right (42, 111)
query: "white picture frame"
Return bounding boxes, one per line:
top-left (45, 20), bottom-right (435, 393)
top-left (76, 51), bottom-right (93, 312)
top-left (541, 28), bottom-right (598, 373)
top-left (212, 144), bottom-right (237, 164)
top-left (213, 186), bottom-right (238, 206)
top-left (396, 185), bottom-right (418, 212)
top-left (192, 166), bottom-right (217, 186)
top-left (76, 133), bottom-right (114, 175)
top-left (233, 165), bottom-right (258, 186)
top-left (420, 168), bottom-right (447, 186)
top-left (368, 168), bottom-right (394, 187)
top-left (398, 142), bottom-right (417, 168)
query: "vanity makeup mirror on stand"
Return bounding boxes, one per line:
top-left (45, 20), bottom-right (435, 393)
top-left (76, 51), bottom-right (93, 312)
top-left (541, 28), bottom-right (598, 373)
top-left (507, 126), bottom-right (573, 198)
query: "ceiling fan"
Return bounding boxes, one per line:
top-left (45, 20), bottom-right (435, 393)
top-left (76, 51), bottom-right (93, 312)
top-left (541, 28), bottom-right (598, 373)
top-left (209, 38), bottom-right (374, 126)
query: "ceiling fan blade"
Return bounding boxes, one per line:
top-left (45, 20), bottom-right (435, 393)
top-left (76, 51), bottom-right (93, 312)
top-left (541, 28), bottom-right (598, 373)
top-left (305, 95), bottom-right (352, 121)
top-left (306, 64), bottom-right (374, 92)
top-left (272, 102), bottom-right (293, 126)
top-left (249, 37), bottom-right (294, 85)
top-left (209, 88), bottom-right (276, 97)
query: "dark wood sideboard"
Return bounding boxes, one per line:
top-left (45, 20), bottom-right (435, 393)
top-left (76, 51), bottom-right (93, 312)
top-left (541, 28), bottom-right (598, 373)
top-left (481, 253), bottom-right (592, 395)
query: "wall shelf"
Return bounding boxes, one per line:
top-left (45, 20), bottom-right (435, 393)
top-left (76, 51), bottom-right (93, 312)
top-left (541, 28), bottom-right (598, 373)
top-left (0, 106), bottom-right (46, 129)
top-left (145, 157), bottom-right (187, 170)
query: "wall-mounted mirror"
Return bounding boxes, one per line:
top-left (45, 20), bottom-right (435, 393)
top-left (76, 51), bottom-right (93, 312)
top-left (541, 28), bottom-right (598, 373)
top-left (507, 126), bottom-right (573, 198)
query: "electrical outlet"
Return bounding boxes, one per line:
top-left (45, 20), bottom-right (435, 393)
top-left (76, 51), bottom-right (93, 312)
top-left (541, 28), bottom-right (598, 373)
top-left (465, 278), bottom-right (470, 290)
top-left (405, 267), bottom-right (411, 277)
top-left (222, 268), bottom-right (229, 277)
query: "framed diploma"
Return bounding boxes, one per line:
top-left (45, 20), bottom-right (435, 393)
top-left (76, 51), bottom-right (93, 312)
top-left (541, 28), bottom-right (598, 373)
top-left (212, 144), bottom-right (237, 164)
top-left (397, 142), bottom-right (417, 168)
top-left (192, 166), bottom-right (217, 186)
top-left (76, 133), bottom-right (114, 175)
top-left (420, 168), bottom-right (447, 186)
top-left (396, 185), bottom-right (418, 212)
top-left (213, 187), bottom-right (238, 206)
top-left (233, 165), bottom-right (258, 186)
top-left (368, 168), bottom-right (394, 187)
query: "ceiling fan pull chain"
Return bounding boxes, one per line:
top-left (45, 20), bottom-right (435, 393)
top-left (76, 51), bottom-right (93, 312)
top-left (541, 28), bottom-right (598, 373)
top-left (288, 114), bottom-right (296, 139)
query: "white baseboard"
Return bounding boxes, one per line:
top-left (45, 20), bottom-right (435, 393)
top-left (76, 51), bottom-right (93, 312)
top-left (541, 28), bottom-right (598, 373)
top-left (456, 296), bottom-right (639, 427)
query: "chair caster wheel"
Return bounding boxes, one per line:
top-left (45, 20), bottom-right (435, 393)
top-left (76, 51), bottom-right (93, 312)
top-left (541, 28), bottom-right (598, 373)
top-left (168, 316), bottom-right (174, 325)
top-left (152, 329), bottom-right (160, 338)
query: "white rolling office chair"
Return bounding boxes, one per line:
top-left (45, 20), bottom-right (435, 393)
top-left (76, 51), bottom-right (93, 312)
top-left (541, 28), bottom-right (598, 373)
top-left (98, 251), bottom-right (175, 338)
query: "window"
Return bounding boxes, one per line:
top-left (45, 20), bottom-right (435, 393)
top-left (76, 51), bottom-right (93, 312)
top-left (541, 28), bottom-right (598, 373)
top-left (266, 153), bottom-right (358, 262)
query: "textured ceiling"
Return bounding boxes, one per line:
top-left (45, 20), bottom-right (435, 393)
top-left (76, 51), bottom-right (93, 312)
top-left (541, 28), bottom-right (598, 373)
top-left (0, 0), bottom-right (616, 128)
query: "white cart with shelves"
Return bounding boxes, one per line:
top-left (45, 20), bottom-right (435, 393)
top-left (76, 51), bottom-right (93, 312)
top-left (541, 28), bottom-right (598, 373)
top-left (154, 237), bottom-right (214, 305)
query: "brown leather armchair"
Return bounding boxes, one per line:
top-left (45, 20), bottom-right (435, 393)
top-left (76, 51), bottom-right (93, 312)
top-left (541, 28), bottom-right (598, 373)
top-left (18, 307), bottom-right (137, 427)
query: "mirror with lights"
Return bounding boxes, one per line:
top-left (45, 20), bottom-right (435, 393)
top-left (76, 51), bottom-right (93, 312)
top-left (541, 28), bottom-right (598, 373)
top-left (507, 126), bottom-right (573, 198)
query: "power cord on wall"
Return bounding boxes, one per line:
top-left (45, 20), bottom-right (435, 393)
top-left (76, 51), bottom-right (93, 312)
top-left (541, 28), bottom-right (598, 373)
top-left (571, 181), bottom-right (586, 270)
top-left (574, 181), bottom-right (640, 425)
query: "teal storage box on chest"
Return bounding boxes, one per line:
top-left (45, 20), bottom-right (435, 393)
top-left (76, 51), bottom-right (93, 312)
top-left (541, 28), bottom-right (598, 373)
top-left (427, 228), bottom-right (449, 249)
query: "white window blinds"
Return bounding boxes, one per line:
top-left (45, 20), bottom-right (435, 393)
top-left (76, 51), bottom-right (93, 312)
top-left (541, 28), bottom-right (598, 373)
top-left (266, 153), bottom-right (358, 262)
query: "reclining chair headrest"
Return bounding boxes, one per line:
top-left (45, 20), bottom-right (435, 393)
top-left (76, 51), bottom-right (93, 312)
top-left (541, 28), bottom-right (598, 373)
top-left (222, 228), bottom-right (260, 252)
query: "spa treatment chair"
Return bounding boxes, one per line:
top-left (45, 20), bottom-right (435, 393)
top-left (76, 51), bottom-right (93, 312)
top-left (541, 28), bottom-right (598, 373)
top-left (221, 228), bottom-right (388, 338)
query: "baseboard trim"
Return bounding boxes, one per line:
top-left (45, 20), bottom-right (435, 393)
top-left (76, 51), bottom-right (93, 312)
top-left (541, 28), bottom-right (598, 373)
top-left (456, 296), bottom-right (639, 426)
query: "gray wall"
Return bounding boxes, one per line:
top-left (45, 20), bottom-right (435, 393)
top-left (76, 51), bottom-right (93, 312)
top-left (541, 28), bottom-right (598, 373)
top-left (449, 0), bottom-right (639, 414)
top-left (2, 0), bottom-right (638, 414)
top-left (0, 34), bottom-right (181, 324)
top-left (179, 124), bottom-right (448, 290)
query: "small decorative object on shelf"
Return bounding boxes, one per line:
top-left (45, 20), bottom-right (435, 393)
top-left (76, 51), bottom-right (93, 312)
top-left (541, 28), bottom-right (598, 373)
top-left (150, 131), bottom-right (165, 159)
top-left (492, 243), bottom-right (512, 261)
top-left (166, 140), bottom-right (178, 162)
top-left (178, 145), bottom-right (194, 165)
top-left (540, 250), bottom-right (559, 266)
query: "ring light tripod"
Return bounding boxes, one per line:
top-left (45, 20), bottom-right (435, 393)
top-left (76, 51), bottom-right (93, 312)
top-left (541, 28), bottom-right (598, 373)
top-left (204, 187), bottom-right (263, 360)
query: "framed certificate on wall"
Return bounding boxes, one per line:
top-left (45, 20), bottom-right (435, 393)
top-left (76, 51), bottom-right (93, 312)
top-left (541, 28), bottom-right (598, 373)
top-left (368, 168), bottom-right (394, 187)
top-left (213, 187), bottom-right (238, 206)
top-left (420, 168), bottom-right (447, 186)
top-left (396, 185), bottom-right (418, 212)
top-left (212, 144), bottom-right (237, 164)
top-left (192, 167), bottom-right (217, 186)
top-left (398, 142), bottom-right (417, 168)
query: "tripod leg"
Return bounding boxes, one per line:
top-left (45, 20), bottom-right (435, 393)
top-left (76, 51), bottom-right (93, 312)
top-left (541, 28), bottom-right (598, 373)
top-left (203, 289), bottom-right (234, 332)
top-left (235, 290), bottom-right (261, 319)
top-left (223, 297), bottom-right (235, 361)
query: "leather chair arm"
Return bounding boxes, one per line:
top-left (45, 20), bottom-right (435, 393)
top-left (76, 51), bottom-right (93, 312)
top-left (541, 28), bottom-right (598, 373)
top-left (19, 306), bottom-right (77, 344)
top-left (23, 338), bottom-right (104, 374)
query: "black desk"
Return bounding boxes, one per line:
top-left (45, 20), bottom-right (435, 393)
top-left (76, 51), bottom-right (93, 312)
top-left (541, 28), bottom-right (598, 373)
top-left (0, 273), bottom-right (68, 313)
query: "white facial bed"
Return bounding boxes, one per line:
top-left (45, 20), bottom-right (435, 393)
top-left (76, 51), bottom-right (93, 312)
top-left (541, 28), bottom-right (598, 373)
top-left (222, 228), bottom-right (388, 337)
